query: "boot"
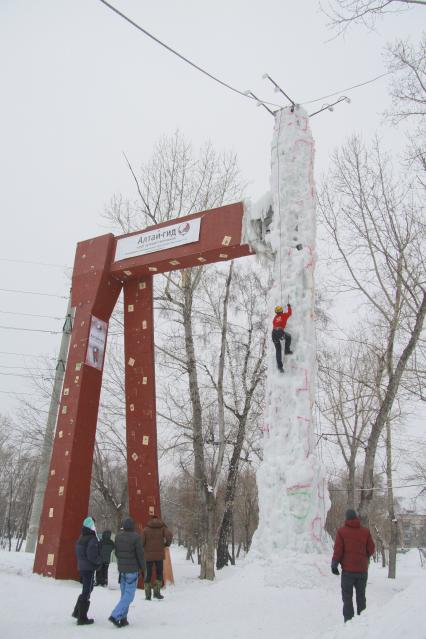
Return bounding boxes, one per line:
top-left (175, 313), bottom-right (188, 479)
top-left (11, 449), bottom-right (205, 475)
top-left (153, 580), bottom-right (164, 600)
top-left (72, 595), bottom-right (83, 619)
top-left (108, 615), bottom-right (121, 627)
top-left (144, 583), bottom-right (152, 600)
top-left (77, 599), bottom-right (94, 625)
top-left (121, 616), bottom-right (129, 626)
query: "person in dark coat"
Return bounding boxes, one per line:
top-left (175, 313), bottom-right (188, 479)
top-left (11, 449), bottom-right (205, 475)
top-left (109, 517), bottom-right (145, 628)
top-left (331, 509), bottom-right (375, 623)
top-left (72, 516), bottom-right (102, 626)
top-left (95, 530), bottom-right (115, 587)
top-left (141, 515), bottom-right (173, 600)
top-left (271, 304), bottom-right (293, 373)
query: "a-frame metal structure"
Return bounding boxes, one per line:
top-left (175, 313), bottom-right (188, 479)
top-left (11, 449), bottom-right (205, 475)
top-left (34, 201), bottom-right (252, 579)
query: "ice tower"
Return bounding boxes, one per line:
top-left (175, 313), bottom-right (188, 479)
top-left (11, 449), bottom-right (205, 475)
top-left (245, 106), bottom-right (330, 557)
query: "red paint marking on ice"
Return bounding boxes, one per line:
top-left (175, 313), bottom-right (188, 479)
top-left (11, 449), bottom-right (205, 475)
top-left (297, 416), bottom-right (312, 458)
top-left (304, 245), bottom-right (314, 269)
top-left (311, 517), bottom-right (322, 542)
top-left (287, 482), bottom-right (312, 493)
top-left (288, 117), bottom-right (308, 132)
top-left (311, 560), bottom-right (327, 576)
top-left (297, 369), bottom-right (308, 392)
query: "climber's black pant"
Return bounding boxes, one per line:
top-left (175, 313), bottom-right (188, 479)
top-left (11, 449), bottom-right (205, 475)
top-left (272, 329), bottom-right (292, 370)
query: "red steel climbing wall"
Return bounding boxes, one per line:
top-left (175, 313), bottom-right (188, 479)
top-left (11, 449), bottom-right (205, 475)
top-left (33, 234), bottom-right (122, 579)
top-left (123, 277), bottom-right (160, 523)
top-left (33, 202), bottom-right (251, 580)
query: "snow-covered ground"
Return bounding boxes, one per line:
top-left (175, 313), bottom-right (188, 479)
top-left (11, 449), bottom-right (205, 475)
top-left (1, 546), bottom-right (425, 639)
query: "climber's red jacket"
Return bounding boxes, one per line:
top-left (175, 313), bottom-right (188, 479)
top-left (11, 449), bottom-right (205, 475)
top-left (332, 518), bottom-right (375, 573)
top-left (272, 306), bottom-right (292, 330)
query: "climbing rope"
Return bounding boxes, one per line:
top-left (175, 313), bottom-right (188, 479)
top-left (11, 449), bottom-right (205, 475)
top-left (275, 108), bottom-right (284, 304)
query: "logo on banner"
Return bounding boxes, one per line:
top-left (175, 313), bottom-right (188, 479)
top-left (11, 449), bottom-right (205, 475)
top-left (178, 222), bottom-right (190, 235)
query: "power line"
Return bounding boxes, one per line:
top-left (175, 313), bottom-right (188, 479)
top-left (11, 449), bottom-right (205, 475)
top-left (0, 257), bottom-right (71, 269)
top-left (0, 325), bottom-right (61, 334)
top-left (329, 482), bottom-right (426, 492)
top-left (0, 389), bottom-right (37, 396)
top-left (97, 0), bottom-right (279, 107)
top-left (0, 351), bottom-right (56, 360)
top-left (300, 71), bottom-right (393, 105)
top-left (0, 365), bottom-right (55, 372)
top-left (0, 310), bottom-right (63, 320)
top-left (0, 371), bottom-right (55, 379)
top-left (0, 288), bottom-right (67, 299)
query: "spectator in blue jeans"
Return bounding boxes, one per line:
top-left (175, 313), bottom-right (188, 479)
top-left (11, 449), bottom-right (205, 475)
top-left (109, 517), bottom-right (145, 628)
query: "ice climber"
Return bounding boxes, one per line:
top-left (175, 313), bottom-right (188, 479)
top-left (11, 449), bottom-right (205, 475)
top-left (141, 514), bottom-right (173, 600)
top-left (331, 509), bottom-right (375, 623)
top-left (73, 515), bottom-right (102, 625)
top-left (95, 529), bottom-right (115, 587)
top-left (272, 303), bottom-right (293, 372)
top-left (109, 517), bottom-right (145, 628)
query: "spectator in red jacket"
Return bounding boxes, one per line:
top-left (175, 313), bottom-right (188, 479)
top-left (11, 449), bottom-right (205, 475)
top-left (272, 304), bottom-right (293, 373)
top-left (331, 509), bottom-right (375, 623)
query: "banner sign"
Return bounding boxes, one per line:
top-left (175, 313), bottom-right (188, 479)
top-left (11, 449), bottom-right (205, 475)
top-left (85, 316), bottom-right (108, 371)
top-left (114, 217), bottom-right (201, 262)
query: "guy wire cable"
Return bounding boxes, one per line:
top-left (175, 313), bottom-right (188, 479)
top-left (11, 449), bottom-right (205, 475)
top-left (97, 0), bottom-right (283, 109)
top-left (97, 2), bottom-right (398, 117)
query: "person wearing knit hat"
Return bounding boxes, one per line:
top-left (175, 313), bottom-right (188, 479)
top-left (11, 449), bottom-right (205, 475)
top-left (108, 517), bottom-right (145, 628)
top-left (331, 509), bottom-right (375, 623)
top-left (72, 515), bottom-right (102, 625)
top-left (345, 509), bottom-right (357, 521)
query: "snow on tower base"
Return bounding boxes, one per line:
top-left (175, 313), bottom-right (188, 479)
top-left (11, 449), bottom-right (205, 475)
top-left (246, 105), bottom-right (330, 560)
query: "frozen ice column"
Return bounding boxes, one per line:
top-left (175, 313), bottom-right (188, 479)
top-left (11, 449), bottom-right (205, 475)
top-left (253, 106), bottom-right (329, 555)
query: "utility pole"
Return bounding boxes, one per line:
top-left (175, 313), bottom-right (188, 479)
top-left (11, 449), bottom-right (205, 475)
top-left (25, 293), bottom-right (74, 553)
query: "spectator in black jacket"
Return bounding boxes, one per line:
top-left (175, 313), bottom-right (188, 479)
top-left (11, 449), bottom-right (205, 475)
top-left (109, 517), bottom-right (145, 628)
top-left (72, 516), bottom-right (102, 626)
top-left (95, 530), bottom-right (115, 587)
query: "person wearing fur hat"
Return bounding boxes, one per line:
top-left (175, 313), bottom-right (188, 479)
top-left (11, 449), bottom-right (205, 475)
top-left (331, 509), bottom-right (375, 623)
top-left (109, 517), bottom-right (145, 628)
top-left (72, 516), bottom-right (102, 626)
top-left (141, 514), bottom-right (173, 600)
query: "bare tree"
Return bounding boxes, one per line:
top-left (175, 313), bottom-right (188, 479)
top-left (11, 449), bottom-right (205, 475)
top-left (104, 131), bottom-right (241, 232)
top-left (233, 467), bottom-right (259, 556)
top-left (0, 416), bottom-right (38, 550)
top-left (385, 36), bottom-right (426, 126)
top-left (324, 0), bottom-right (425, 32)
top-left (105, 132), bottom-right (249, 580)
top-left (214, 266), bottom-right (267, 569)
top-left (318, 340), bottom-right (378, 507)
top-left (318, 134), bottom-right (426, 525)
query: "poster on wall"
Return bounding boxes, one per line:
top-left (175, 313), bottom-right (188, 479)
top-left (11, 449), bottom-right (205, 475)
top-left (85, 316), bottom-right (108, 370)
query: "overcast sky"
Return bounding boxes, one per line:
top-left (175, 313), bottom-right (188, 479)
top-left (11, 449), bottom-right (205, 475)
top-left (0, 0), bottom-right (423, 417)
